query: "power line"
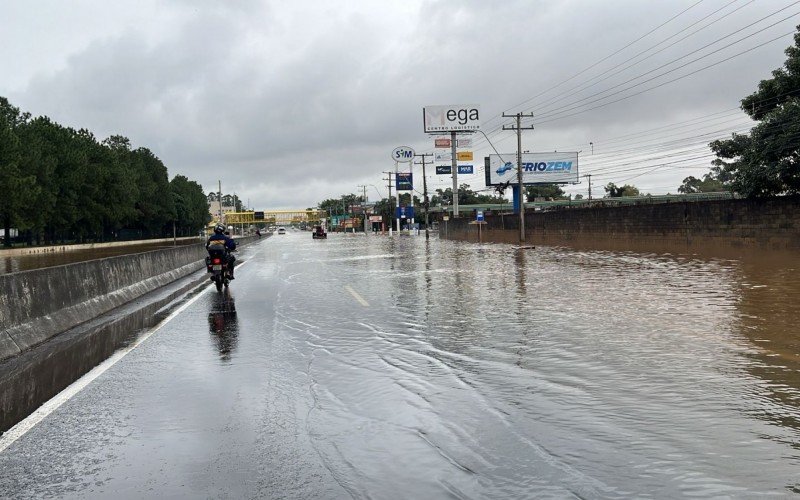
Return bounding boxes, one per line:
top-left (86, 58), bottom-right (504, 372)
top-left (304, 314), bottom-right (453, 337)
top-left (534, 15), bottom-right (800, 121)
top-left (529, 0), bottom-right (754, 113)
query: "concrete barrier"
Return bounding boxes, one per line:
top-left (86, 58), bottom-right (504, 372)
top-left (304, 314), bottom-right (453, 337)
top-left (0, 236), bottom-right (203, 257)
top-left (441, 197), bottom-right (800, 254)
top-left (0, 235), bottom-right (257, 362)
top-left (0, 235), bottom-right (259, 432)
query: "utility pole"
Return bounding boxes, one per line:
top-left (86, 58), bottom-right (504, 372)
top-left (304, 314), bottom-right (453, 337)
top-left (217, 180), bottom-right (223, 224)
top-left (584, 174), bottom-right (593, 202)
top-left (502, 112), bottom-right (535, 243)
top-left (414, 153), bottom-right (433, 240)
top-left (384, 171), bottom-right (394, 235)
top-left (358, 184), bottom-right (368, 233)
top-left (450, 131), bottom-right (458, 219)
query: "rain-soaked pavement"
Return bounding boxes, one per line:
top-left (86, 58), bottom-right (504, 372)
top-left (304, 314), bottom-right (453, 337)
top-left (1, 231), bottom-right (799, 498)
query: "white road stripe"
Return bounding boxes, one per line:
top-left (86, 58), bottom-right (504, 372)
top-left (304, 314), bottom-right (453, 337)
top-left (0, 258), bottom-right (253, 454)
top-left (345, 285), bottom-right (370, 307)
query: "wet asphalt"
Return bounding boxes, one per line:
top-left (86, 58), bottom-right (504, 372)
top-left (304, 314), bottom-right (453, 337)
top-left (1, 230), bottom-right (799, 498)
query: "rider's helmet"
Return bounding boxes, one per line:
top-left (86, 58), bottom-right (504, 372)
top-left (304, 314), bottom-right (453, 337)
top-left (214, 223), bottom-right (225, 234)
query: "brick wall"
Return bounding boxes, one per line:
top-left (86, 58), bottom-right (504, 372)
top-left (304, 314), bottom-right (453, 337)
top-left (442, 197), bottom-right (800, 253)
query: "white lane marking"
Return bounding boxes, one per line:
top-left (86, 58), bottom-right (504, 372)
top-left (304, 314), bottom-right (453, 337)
top-left (0, 258), bottom-right (254, 454)
top-left (345, 285), bottom-right (370, 307)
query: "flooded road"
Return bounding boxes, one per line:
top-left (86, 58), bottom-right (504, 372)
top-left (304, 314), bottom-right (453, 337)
top-left (1, 233), bottom-right (798, 498)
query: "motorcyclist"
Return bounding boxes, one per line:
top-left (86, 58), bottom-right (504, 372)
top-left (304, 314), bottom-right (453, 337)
top-left (206, 223), bottom-right (237, 279)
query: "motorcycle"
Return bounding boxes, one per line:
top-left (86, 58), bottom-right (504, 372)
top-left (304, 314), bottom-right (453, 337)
top-left (206, 251), bottom-right (232, 292)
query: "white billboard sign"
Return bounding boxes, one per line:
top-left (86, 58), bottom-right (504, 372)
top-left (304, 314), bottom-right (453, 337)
top-left (435, 152), bottom-right (452, 162)
top-left (487, 152), bottom-right (579, 185)
top-left (423, 104), bottom-right (481, 133)
top-left (391, 146), bottom-right (415, 163)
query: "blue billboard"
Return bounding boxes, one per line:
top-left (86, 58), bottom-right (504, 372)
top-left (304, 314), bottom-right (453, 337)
top-left (458, 165), bottom-right (474, 174)
top-left (435, 166), bottom-right (451, 175)
top-left (396, 172), bottom-right (413, 191)
top-left (395, 206), bottom-right (415, 219)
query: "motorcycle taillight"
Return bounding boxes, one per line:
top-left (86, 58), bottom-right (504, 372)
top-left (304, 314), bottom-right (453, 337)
top-left (212, 258), bottom-right (222, 264)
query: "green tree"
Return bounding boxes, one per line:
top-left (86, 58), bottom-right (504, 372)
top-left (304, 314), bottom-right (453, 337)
top-left (371, 197), bottom-right (394, 223)
top-left (170, 175), bottom-right (211, 235)
top-left (128, 146), bottom-right (175, 236)
top-left (710, 27), bottom-right (800, 197)
top-left (525, 183), bottom-right (565, 201)
top-left (319, 194), bottom-right (360, 217)
top-left (0, 98), bottom-right (38, 246)
top-left (604, 182), bottom-right (640, 197)
top-left (677, 168), bottom-right (731, 194)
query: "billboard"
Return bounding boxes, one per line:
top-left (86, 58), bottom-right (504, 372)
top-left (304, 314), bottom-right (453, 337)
top-left (435, 166), bottom-right (451, 175)
top-left (486, 152), bottom-right (579, 185)
top-left (396, 172), bottom-right (413, 191)
top-left (457, 151), bottom-right (473, 161)
top-left (396, 206), bottom-right (415, 219)
top-left (391, 146), bottom-right (415, 163)
top-left (457, 165), bottom-right (474, 174)
top-left (423, 105), bottom-right (481, 133)
top-left (435, 152), bottom-right (452, 162)
top-left (434, 137), bottom-right (471, 148)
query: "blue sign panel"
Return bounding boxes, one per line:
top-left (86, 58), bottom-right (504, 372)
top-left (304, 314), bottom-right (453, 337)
top-left (435, 165), bottom-right (452, 175)
top-left (395, 206), bottom-right (415, 219)
top-left (458, 165), bottom-right (474, 174)
top-left (476, 210), bottom-right (484, 222)
top-left (396, 172), bottom-right (413, 191)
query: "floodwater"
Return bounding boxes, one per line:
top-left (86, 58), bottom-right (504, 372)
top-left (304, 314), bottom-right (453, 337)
top-left (1, 234), bottom-right (799, 498)
top-left (0, 239), bottom-right (202, 274)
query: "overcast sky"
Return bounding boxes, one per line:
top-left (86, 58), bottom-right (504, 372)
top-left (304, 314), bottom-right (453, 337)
top-left (2, 0), bottom-right (798, 208)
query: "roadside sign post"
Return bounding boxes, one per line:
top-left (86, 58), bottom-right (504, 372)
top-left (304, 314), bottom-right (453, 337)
top-left (424, 105), bottom-right (481, 220)
top-left (391, 146), bottom-right (415, 234)
top-left (470, 211), bottom-right (487, 243)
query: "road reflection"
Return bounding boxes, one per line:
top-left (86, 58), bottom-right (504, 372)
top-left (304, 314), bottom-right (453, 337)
top-left (207, 289), bottom-right (239, 362)
top-left (732, 254), bottom-right (800, 431)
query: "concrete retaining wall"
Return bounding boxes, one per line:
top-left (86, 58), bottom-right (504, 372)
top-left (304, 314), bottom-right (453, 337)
top-left (0, 235), bottom-right (257, 362)
top-left (0, 245), bottom-right (206, 361)
top-left (442, 196), bottom-right (800, 254)
top-left (0, 236), bottom-right (202, 257)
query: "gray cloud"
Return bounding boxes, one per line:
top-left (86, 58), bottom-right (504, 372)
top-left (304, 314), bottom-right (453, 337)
top-left (4, 0), bottom-right (797, 207)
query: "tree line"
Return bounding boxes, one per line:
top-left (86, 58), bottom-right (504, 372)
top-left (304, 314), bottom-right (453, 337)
top-left (0, 97), bottom-right (210, 247)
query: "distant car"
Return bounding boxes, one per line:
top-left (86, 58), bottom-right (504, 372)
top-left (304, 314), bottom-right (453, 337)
top-left (276, 227), bottom-right (286, 234)
top-left (312, 225), bottom-right (327, 239)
